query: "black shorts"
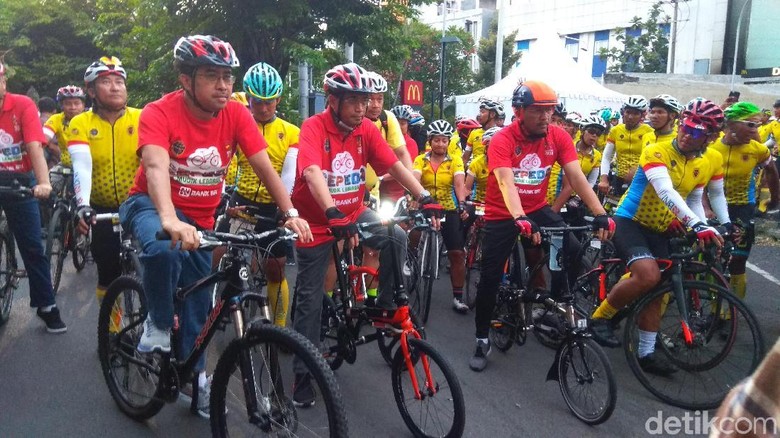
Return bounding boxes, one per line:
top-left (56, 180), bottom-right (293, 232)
top-left (224, 193), bottom-right (285, 258)
top-left (441, 211), bottom-right (464, 251)
top-left (728, 204), bottom-right (756, 255)
top-left (613, 217), bottom-right (669, 266)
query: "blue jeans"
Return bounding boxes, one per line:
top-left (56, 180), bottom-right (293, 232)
top-left (0, 190), bottom-right (55, 308)
top-left (119, 194), bottom-right (211, 372)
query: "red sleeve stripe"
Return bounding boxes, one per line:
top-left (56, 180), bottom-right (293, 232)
top-left (642, 162), bottom-right (667, 171)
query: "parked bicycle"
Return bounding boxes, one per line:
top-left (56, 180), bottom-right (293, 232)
top-left (97, 227), bottom-right (348, 437)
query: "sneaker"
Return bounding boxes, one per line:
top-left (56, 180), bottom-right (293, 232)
top-left (293, 373), bottom-right (316, 408)
top-left (657, 333), bottom-right (676, 350)
top-left (588, 317), bottom-right (620, 348)
top-left (137, 318), bottom-right (171, 353)
top-left (638, 352), bottom-right (678, 377)
top-left (452, 297), bottom-right (468, 313)
top-left (468, 339), bottom-right (491, 372)
top-left (180, 376), bottom-right (212, 419)
top-left (36, 307), bottom-right (67, 333)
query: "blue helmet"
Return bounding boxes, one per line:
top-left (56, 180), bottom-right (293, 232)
top-left (243, 62), bottom-right (283, 100)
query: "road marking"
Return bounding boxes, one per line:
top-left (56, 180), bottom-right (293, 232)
top-left (747, 262), bottom-right (780, 287)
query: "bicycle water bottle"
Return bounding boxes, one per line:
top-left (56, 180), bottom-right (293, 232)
top-left (549, 232), bottom-right (563, 271)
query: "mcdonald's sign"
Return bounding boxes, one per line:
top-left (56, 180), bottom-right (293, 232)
top-left (402, 80), bottom-right (424, 106)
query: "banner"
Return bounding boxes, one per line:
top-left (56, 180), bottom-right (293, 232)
top-left (401, 80), bottom-right (424, 106)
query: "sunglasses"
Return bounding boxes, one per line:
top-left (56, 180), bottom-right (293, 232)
top-left (680, 124), bottom-right (710, 140)
top-left (584, 128), bottom-right (604, 136)
top-left (732, 120), bottom-right (760, 129)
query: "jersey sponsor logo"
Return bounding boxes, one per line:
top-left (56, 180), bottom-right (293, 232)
top-left (127, 126), bottom-right (134, 136)
top-left (278, 132), bottom-right (284, 140)
top-left (71, 128), bottom-right (79, 135)
top-left (514, 145), bottom-right (522, 155)
top-left (693, 168), bottom-right (700, 178)
top-left (325, 151), bottom-right (364, 195)
top-left (170, 140), bottom-right (185, 156)
top-left (670, 160), bottom-right (677, 168)
top-left (324, 139), bottom-right (330, 153)
top-left (170, 146), bottom-right (225, 186)
top-left (90, 129), bottom-right (98, 137)
top-left (178, 186), bottom-right (220, 198)
top-left (512, 153), bottom-right (549, 186)
top-left (0, 130), bottom-right (23, 165)
top-left (742, 154), bottom-right (749, 162)
top-left (654, 152), bottom-right (662, 159)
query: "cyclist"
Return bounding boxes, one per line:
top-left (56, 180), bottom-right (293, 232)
top-left (594, 108), bottom-right (614, 152)
top-left (68, 57), bottom-right (141, 307)
top-left (0, 60), bottom-right (66, 332)
top-left (217, 62), bottom-right (299, 327)
top-left (588, 98), bottom-right (732, 376)
top-left (598, 95), bottom-right (653, 197)
top-left (43, 86), bottom-right (86, 196)
top-left (549, 115), bottom-right (605, 216)
top-left (413, 120), bottom-right (469, 312)
top-left (551, 101), bottom-right (567, 126)
top-left (381, 105), bottom-right (424, 202)
top-left (408, 110), bottom-right (428, 155)
top-left (469, 81), bottom-right (614, 372)
top-left (641, 94), bottom-right (683, 149)
top-left (465, 126), bottom-right (501, 208)
top-left (118, 35), bottom-right (311, 417)
top-left (456, 117), bottom-right (481, 152)
top-left (563, 112), bottom-right (581, 141)
top-left (464, 98), bottom-right (504, 163)
top-left (708, 102), bottom-right (779, 301)
top-left (290, 62), bottom-right (439, 405)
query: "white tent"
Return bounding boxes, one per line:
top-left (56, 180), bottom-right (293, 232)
top-left (456, 31), bottom-right (626, 118)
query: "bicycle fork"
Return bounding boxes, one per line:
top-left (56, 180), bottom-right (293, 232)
top-left (670, 267), bottom-right (694, 345)
top-left (399, 331), bottom-right (436, 400)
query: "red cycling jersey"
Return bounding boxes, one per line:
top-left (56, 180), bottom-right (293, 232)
top-left (0, 93), bottom-right (46, 173)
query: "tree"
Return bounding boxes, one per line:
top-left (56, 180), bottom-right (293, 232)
top-left (598, 1), bottom-right (670, 73)
top-left (475, 19), bottom-right (520, 88)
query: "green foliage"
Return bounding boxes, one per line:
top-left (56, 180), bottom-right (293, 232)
top-left (475, 18), bottom-right (521, 88)
top-left (598, 1), bottom-right (670, 73)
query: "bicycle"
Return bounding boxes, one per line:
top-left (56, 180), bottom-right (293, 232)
top-left (408, 209), bottom-right (444, 325)
top-left (319, 213), bottom-right (465, 438)
top-left (92, 213), bottom-right (143, 277)
top-left (488, 224), bottom-right (617, 424)
top-left (570, 231), bottom-right (765, 410)
top-left (45, 174), bottom-right (90, 293)
top-left (97, 227), bottom-right (348, 437)
top-left (0, 182), bottom-right (32, 327)
top-left (463, 201), bottom-right (484, 309)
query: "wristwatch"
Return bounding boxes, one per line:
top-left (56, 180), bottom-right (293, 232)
top-left (417, 190), bottom-right (431, 201)
top-left (283, 208), bottom-right (299, 219)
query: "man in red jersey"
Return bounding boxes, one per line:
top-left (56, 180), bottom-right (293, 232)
top-left (469, 81), bottom-right (614, 372)
top-left (0, 60), bottom-right (66, 333)
top-left (118, 35), bottom-right (310, 417)
top-left (289, 63), bottom-right (439, 406)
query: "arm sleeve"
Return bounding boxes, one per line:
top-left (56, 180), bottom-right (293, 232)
top-left (645, 165), bottom-right (702, 227)
top-left (765, 136), bottom-right (776, 148)
top-left (707, 177), bottom-right (731, 224)
top-left (600, 142), bottom-right (615, 176)
top-left (686, 186), bottom-right (706, 223)
top-left (66, 115), bottom-right (93, 207)
top-left (586, 167), bottom-right (600, 186)
top-left (280, 147), bottom-right (298, 194)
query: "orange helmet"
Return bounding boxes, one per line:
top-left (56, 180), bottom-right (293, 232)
top-left (511, 80), bottom-right (558, 108)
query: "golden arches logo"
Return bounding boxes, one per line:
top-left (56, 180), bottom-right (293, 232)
top-left (404, 81), bottom-right (423, 105)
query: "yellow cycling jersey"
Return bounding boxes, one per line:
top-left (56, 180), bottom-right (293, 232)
top-left (709, 138), bottom-right (771, 205)
top-left (366, 110), bottom-right (405, 191)
top-left (466, 128), bottom-right (485, 158)
top-left (595, 131), bottom-right (609, 152)
top-left (43, 112), bottom-right (75, 166)
top-left (764, 120), bottom-right (780, 149)
top-left (466, 154), bottom-right (488, 203)
top-left (225, 154), bottom-right (238, 186)
top-left (412, 151), bottom-right (465, 210)
top-left (234, 117), bottom-right (300, 204)
top-left (615, 142), bottom-right (723, 233)
top-left (67, 107), bottom-right (141, 208)
top-left (640, 127), bottom-right (677, 150)
top-left (546, 147), bottom-right (602, 204)
top-left (607, 123), bottom-right (654, 178)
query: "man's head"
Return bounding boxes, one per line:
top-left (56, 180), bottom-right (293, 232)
top-left (621, 95), bottom-right (648, 129)
top-left (773, 99), bottom-right (780, 119)
top-left (647, 94), bottom-right (683, 131)
top-left (243, 62), bottom-right (283, 124)
top-left (724, 101), bottom-right (762, 145)
top-left (562, 112), bottom-right (581, 139)
top-left (477, 98), bottom-right (504, 128)
top-left (391, 105), bottom-right (414, 135)
top-left (578, 115), bottom-right (607, 147)
top-left (456, 117), bottom-right (481, 140)
top-left (173, 35), bottom-right (239, 116)
top-left (323, 63), bottom-right (372, 129)
top-left (511, 80), bottom-right (558, 137)
top-left (676, 98), bottom-right (724, 153)
top-left (427, 120), bottom-right (454, 153)
top-left (84, 56), bottom-right (128, 112)
top-left (56, 85), bottom-right (86, 120)
top-left (551, 102), bottom-right (567, 126)
top-left (365, 72), bottom-right (387, 121)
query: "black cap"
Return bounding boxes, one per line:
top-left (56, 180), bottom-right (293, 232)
top-left (774, 99), bottom-right (780, 108)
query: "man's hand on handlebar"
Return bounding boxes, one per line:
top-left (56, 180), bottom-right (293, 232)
top-left (32, 183), bottom-right (52, 200)
top-left (284, 217), bottom-right (313, 244)
top-left (76, 206), bottom-right (96, 235)
top-left (161, 217), bottom-right (200, 251)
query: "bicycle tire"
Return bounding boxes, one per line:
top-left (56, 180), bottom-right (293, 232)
top-left (0, 232), bottom-right (16, 326)
top-left (489, 299), bottom-right (517, 352)
top-left (624, 280), bottom-right (765, 410)
top-left (557, 337), bottom-right (617, 425)
top-left (463, 226), bottom-right (480, 309)
top-left (319, 294), bottom-right (345, 370)
top-left (72, 230), bottom-right (90, 272)
top-left (97, 275), bottom-right (164, 420)
top-left (420, 231), bottom-right (436, 324)
top-left (210, 324), bottom-right (349, 438)
top-left (391, 337), bottom-right (466, 438)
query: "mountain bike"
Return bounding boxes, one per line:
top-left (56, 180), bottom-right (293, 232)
top-left (97, 227), bottom-right (348, 437)
top-left (45, 183), bottom-right (90, 293)
top-left (319, 213), bottom-right (465, 437)
top-left (489, 225), bottom-right (617, 425)
top-left (0, 182), bottom-right (32, 327)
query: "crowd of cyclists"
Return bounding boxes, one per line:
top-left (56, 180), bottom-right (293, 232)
top-left (2, 31), bottom-right (780, 433)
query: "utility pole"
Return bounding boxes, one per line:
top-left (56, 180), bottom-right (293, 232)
top-left (667, 0), bottom-right (678, 73)
top-left (298, 61), bottom-right (309, 118)
top-left (494, 0), bottom-right (505, 83)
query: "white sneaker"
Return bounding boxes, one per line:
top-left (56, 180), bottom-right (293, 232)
top-left (452, 297), bottom-right (469, 313)
top-left (137, 318), bottom-right (171, 353)
top-left (180, 376), bottom-right (212, 419)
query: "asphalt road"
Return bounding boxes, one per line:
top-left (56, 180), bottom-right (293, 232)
top-left (1, 245), bottom-right (778, 437)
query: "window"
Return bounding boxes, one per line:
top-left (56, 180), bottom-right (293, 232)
top-left (516, 39), bottom-right (530, 67)
top-left (592, 30), bottom-right (610, 77)
top-left (565, 33), bottom-right (580, 62)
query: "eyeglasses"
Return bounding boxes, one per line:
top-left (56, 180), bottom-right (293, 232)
top-left (197, 72), bottom-right (235, 84)
top-left (680, 124), bottom-right (709, 140)
top-left (342, 95), bottom-right (370, 106)
top-left (732, 120), bottom-right (760, 129)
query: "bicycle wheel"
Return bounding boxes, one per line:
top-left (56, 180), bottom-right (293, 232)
top-left (489, 294), bottom-right (517, 352)
top-left (391, 337), bottom-right (465, 438)
top-left (97, 275), bottom-right (164, 420)
top-left (463, 226), bottom-right (481, 309)
top-left (319, 294), bottom-right (345, 370)
top-left (0, 232), bottom-right (17, 326)
top-left (624, 280), bottom-right (765, 410)
top-left (72, 229), bottom-right (90, 272)
top-left (210, 324), bottom-right (349, 438)
top-left (557, 338), bottom-right (616, 425)
top-left (410, 232), bottom-right (434, 324)
top-left (45, 207), bottom-right (67, 294)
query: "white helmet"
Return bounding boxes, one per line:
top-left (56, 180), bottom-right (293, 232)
top-left (622, 95), bottom-right (649, 112)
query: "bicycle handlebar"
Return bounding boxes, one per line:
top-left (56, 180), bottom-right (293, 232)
top-left (0, 182), bottom-right (34, 199)
top-left (155, 227), bottom-right (297, 250)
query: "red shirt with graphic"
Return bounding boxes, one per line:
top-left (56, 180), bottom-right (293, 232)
top-left (0, 93), bottom-right (46, 173)
top-left (129, 90), bottom-right (266, 229)
top-left (485, 121), bottom-right (577, 220)
top-left (292, 108), bottom-right (398, 247)
top-left (379, 132), bottom-right (419, 201)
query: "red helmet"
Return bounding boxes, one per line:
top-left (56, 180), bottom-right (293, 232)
top-left (174, 35), bottom-right (239, 69)
top-left (682, 98), bottom-right (724, 131)
top-left (57, 85), bottom-right (86, 102)
top-left (84, 56), bottom-right (127, 85)
top-left (456, 118), bottom-right (481, 137)
top-left (323, 63), bottom-right (372, 95)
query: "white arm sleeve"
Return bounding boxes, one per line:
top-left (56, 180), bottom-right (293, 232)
top-left (645, 166), bottom-right (702, 227)
top-left (68, 144), bottom-right (92, 207)
top-left (586, 167), bottom-right (600, 187)
top-left (280, 147), bottom-right (298, 195)
top-left (599, 142), bottom-right (616, 177)
top-left (706, 178), bottom-right (731, 225)
top-left (765, 135), bottom-right (776, 149)
top-left (686, 187), bottom-right (706, 223)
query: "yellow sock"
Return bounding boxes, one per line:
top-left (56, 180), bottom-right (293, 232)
top-left (366, 287), bottom-right (378, 298)
top-left (659, 292), bottom-right (671, 317)
top-left (326, 290), bottom-right (333, 298)
top-left (267, 279), bottom-right (290, 327)
top-left (592, 299), bottom-right (618, 320)
top-left (730, 273), bottom-right (746, 300)
top-left (758, 187), bottom-right (770, 213)
top-left (96, 286), bottom-right (107, 303)
top-left (97, 286), bottom-right (123, 334)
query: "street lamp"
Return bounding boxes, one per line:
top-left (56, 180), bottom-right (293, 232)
top-left (439, 35), bottom-right (462, 118)
top-left (730, 0), bottom-right (752, 91)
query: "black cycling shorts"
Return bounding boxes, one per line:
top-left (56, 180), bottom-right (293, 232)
top-left (441, 210), bottom-right (464, 251)
top-left (613, 216), bottom-right (669, 266)
top-left (225, 192), bottom-right (286, 258)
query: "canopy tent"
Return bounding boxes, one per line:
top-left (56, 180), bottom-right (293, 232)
top-left (455, 31), bottom-right (626, 118)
